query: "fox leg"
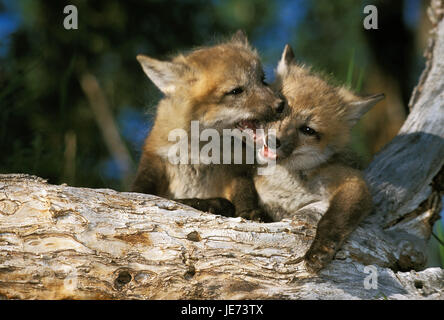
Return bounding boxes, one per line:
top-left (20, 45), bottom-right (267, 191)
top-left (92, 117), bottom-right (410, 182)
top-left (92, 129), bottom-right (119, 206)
top-left (228, 176), bottom-right (273, 222)
top-left (131, 152), bottom-right (167, 195)
top-left (174, 175), bottom-right (268, 220)
top-left (304, 177), bottom-right (373, 272)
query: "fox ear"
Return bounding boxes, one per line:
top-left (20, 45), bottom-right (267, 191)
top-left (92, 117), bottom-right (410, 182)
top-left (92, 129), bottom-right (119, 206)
top-left (346, 93), bottom-right (385, 125)
top-left (137, 55), bottom-right (188, 95)
top-left (231, 29), bottom-right (249, 45)
top-left (277, 44), bottom-right (295, 77)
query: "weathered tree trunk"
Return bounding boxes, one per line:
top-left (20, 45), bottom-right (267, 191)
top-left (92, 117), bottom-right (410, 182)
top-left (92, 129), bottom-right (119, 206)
top-left (0, 173), bottom-right (442, 300)
top-left (1, 1), bottom-right (443, 300)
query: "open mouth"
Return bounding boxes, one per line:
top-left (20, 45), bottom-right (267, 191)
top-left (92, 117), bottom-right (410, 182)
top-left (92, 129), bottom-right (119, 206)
top-left (236, 120), bottom-right (261, 141)
top-left (236, 120), bottom-right (278, 160)
top-left (260, 133), bottom-right (279, 161)
top-left (260, 142), bottom-right (277, 160)
top-left (236, 119), bottom-right (259, 131)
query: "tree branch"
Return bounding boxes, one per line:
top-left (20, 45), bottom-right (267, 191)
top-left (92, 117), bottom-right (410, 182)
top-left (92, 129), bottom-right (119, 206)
top-left (0, 174), bottom-right (442, 299)
top-left (0, 1), bottom-right (443, 300)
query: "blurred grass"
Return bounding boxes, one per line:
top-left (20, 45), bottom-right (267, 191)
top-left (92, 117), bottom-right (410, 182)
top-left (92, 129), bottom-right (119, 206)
top-left (345, 49), bottom-right (372, 165)
top-left (345, 48), bottom-right (355, 89)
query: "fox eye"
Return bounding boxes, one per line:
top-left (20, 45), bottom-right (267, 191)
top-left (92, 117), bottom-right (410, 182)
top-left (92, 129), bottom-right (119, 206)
top-left (226, 87), bottom-right (244, 95)
top-left (299, 125), bottom-right (317, 136)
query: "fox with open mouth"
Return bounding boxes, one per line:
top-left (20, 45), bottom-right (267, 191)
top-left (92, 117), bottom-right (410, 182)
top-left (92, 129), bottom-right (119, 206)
top-left (255, 44), bottom-right (385, 272)
top-left (132, 31), bottom-right (284, 221)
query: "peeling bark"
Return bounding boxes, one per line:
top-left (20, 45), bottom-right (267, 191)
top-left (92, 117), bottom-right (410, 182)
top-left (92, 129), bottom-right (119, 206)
top-left (0, 174), bottom-right (443, 300)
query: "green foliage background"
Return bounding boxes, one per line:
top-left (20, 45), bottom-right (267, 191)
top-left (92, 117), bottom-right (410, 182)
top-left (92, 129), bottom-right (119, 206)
top-left (0, 0), bottom-right (405, 190)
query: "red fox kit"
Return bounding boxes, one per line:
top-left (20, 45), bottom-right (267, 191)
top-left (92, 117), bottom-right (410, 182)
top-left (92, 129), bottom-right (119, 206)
top-left (132, 32), bottom-right (284, 221)
top-left (255, 45), bottom-right (384, 272)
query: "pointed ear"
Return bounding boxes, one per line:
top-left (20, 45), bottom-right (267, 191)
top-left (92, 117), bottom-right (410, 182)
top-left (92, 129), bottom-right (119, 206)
top-left (346, 93), bottom-right (385, 125)
top-left (231, 29), bottom-right (249, 45)
top-left (136, 55), bottom-right (189, 95)
top-left (277, 44), bottom-right (295, 77)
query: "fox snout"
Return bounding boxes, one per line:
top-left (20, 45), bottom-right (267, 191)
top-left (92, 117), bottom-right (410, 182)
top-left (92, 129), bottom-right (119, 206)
top-left (260, 133), bottom-right (288, 161)
top-left (233, 87), bottom-right (286, 143)
top-left (258, 87), bottom-right (285, 119)
top-left (266, 133), bottom-right (281, 149)
top-left (259, 118), bottom-right (299, 161)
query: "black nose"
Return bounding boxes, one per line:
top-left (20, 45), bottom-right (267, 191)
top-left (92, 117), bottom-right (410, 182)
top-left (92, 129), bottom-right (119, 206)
top-left (266, 134), bottom-right (281, 149)
top-left (276, 101), bottom-right (285, 113)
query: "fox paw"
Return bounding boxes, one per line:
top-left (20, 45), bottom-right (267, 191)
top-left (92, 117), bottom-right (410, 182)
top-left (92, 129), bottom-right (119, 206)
top-left (238, 209), bottom-right (273, 222)
top-left (304, 242), bottom-right (337, 273)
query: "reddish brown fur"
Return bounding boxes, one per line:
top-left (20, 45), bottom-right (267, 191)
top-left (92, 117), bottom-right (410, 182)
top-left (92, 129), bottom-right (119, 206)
top-left (255, 44), bottom-right (384, 272)
top-left (133, 33), bottom-right (282, 221)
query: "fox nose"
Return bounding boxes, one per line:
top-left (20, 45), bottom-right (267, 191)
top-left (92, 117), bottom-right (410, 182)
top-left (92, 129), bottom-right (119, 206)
top-left (275, 101), bottom-right (285, 113)
top-left (266, 134), bottom-right (281, 149)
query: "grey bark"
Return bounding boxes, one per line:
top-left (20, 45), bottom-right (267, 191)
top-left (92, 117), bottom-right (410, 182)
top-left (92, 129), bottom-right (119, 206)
top-left (0, 174), bottom-right (442, 300)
